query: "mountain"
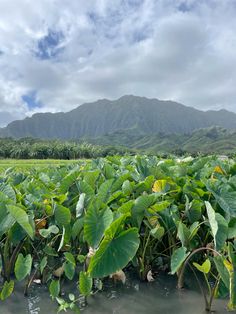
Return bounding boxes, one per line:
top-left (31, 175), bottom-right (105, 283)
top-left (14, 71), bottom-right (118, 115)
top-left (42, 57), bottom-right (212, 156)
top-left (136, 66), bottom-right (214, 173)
top-left (0, 95), bottom-right (236, 139)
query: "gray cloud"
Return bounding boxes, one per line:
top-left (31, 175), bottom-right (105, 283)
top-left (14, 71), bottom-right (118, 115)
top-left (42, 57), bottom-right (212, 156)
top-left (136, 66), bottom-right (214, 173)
top-left (0, 0), bottom-right (236, 126)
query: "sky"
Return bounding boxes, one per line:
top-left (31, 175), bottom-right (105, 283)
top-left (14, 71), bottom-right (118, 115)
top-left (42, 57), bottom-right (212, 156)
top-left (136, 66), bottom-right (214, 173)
top-left (0, 0), bottom-right (236, 126)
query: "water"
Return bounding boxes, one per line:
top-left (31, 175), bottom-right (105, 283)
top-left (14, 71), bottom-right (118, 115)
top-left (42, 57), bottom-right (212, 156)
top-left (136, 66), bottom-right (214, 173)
top-left (0, 275), bottom-right (228, 314)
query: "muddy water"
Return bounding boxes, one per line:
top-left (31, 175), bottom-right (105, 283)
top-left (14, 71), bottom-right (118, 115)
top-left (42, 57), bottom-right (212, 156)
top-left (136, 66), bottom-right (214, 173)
top-left (0, 275), bottom-right (228, 314)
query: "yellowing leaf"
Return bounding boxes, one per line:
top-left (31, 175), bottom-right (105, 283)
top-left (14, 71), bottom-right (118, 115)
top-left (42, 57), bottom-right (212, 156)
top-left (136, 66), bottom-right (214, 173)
top-left (224, 259), bottom-right (233, 272)
top-left (152, 180), bottom-right (168, 193)
top-left (53, 266), bottom-right (64, 278)
top-left (213, 165), bottom-right (225, 175)
top-left (148, 216), bottom-right (158, 227)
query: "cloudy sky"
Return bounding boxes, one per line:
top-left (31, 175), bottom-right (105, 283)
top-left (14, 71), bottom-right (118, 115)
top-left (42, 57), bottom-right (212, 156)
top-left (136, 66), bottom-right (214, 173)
top-left (0, 0), bottom-right (236, 126)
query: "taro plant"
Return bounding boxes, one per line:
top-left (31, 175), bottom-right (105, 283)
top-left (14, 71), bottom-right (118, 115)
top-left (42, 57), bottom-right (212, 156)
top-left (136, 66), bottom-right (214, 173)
top-left (0, 155), bottom-right (236, 313)
top-left (170, 199), bottom-right (236, 312)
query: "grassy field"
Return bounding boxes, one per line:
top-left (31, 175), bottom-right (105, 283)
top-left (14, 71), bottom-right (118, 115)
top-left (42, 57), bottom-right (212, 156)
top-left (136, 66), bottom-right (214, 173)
top-left (0, 159), bottom-right (80, 170)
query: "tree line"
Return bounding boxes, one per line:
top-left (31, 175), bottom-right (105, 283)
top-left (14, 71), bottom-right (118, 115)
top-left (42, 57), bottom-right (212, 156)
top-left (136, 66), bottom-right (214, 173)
top-left (0, 138), bottom-right (133, 159)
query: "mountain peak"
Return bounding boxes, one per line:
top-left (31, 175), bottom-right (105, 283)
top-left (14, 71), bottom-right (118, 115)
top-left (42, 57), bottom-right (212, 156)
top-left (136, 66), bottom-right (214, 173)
top-left (0, 96), bottom-right (235, 139)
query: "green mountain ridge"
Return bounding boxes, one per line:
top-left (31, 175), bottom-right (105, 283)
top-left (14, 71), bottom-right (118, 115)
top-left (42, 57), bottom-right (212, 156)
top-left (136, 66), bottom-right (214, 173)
top-left (0, 95), bottom-right (236, 139)
top-left (87, 126), bottom-right (236, 154)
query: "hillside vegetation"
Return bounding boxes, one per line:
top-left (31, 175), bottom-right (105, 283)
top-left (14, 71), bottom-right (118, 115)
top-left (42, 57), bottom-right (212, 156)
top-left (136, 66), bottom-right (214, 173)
top-left (0, 126), bottom-right (235, 159)
top-left (89, 126), bottom-right (236, 155)
top-left (0, 138), bottom-right (132, 159)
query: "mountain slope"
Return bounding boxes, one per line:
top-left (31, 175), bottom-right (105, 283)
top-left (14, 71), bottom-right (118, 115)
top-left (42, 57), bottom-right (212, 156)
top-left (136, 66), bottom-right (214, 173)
top-left (0, 95), bottom-right (236, 139)
top-left (88, 126), bottom-right (236, 154)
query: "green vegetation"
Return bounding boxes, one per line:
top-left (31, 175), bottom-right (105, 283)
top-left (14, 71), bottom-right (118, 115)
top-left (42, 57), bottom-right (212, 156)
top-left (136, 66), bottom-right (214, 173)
top-left (0, 126), bottom-right (236, 160)
top-left (0, 159), bottom-right (77, 171)
top-left (0, 155), bottom-right (236, 312)
top-left (0, 138), bottom-right (133, 160)
top-left (90, 126), bottom-right (236, 155)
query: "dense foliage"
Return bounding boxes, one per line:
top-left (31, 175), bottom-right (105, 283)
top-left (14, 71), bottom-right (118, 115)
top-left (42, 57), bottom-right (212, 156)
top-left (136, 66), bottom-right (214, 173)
top-left (1, 127), bottom-right (235, 161)
top-left (0, 155), bottom-right (236, 312)
top-left (0, 138), bottom-right (133, 159)
top-left (90, 126), bottom-right (236, 155)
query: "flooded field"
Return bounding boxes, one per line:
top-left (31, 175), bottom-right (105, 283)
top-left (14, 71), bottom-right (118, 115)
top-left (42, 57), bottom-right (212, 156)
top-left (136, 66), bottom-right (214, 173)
top-left (0, 275), bottom-right (228, 314)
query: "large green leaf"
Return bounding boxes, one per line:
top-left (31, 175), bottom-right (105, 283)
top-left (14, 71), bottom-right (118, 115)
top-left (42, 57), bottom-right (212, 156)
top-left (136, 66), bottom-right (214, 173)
top-left (122, 180), bottom-right (133, 196)
top-left (215, 213), bottom-right (228, 250)
top-left (103, 163), bottom-right (115, 179)
top-left (59, 169), bottom-right (80, 193)
top-left (132, 194), bottom-right (157, 227)
top-left (177, 222), bottom-right (191, 248)
top-left (78, 181), bottom-right (94, 197)
top-left (207, 185), bottom-right (236, 217)
top-left (14, 253), bottom-right (32, 281)
top-left (76, 193), bottom-right (86, 218)
top-left (216, 190), bottom-right (236, 217)
top-left (72, 218), bottom-right (84, 240)
top-left (9, 222), bottom-right (27, 244)
top-left (88, 216), bottom-right (140, 278)
top-left (79, 271), bottom-right (92, 296)
top-left (186, 199), bottom-right (203, 223)
top-left (214, 255), bottom-right (230, 289)
top-left (107, 191), bottom-right (123, 204)
top-left (133, 194), bottom-right (157, 213)
top-left (64, 252), bottom-right (76, 266)
top-left (228, 218), bottom-right (236, 239)
top-left (64, 261), bottom-right (75, 280)
top-left (0, 213), bottom-right (15, 237)
top-left (40, 256), bottom-right (48, 274)
top-left (205, 201), bottom-right (228, 251)
top-left (111, 173), bottom-right (130, 193)
top-left (0, 183), bottom-right (16, 201)
top-left (171, 247), bottom-right (189, 274)
top-left (117, 201), bottom-right (134, 215)
top-left (49, 280), bottom-right (60, 299)
top-left (84, 170), bottom-right (100, 188)
top-left (7, 205), bottom-right (34, 239)
top-left (55, 205), bottom-right (71, 227)
top-left (84, 205), bottom-right (113, 248)
top-left (97, 179), bottom-right (114, 203)
top-left (226, 243), bottom-right (236, 310)
top-left (0, 280), bottom-right (14, 300)
top-left (100, 214), bottom-right (127, 239)
top-left (151, 201), bottom-right (171, 212)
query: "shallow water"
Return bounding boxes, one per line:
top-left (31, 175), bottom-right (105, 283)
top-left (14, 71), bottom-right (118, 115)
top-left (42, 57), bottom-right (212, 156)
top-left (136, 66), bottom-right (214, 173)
top-left (0, 275), bottom-right (228, 314)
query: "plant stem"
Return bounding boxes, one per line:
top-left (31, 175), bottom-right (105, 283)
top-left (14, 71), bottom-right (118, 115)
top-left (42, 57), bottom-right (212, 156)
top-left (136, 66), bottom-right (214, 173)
top-left (177, 247), bottom-right (221, 289)
top-left (189, 264), bottom-right (209, 311)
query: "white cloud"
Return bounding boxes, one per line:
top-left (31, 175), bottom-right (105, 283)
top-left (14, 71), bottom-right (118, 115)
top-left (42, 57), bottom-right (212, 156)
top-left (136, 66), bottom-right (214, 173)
top-left (0, 0), bottom-right (236, 126)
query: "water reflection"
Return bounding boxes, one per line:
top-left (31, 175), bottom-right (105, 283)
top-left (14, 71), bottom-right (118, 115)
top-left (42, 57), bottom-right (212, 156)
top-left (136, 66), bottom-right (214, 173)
top-left (0, 275), bottom-right (228, 314)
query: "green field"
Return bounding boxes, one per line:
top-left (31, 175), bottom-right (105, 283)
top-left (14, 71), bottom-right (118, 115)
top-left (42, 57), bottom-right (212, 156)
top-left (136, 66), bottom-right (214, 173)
top-left (0, 159), bottom-right (81, 170)
top-left (0, 155), bottom-right (236, 312)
